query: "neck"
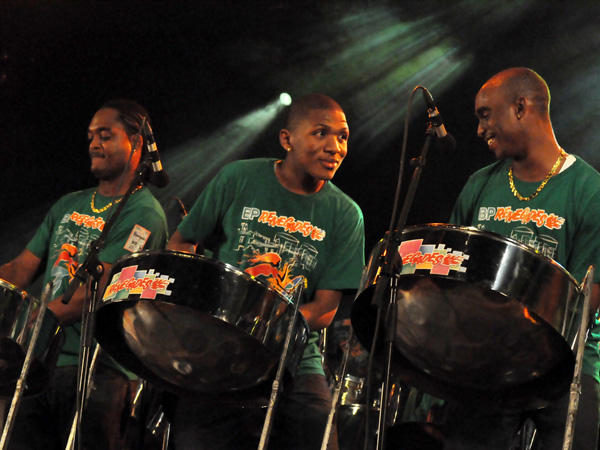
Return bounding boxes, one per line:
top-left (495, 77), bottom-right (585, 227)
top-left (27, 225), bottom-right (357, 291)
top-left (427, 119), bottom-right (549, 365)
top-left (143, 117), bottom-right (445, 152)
top-left (275, 160), bottom-right (325, 195)
top-left (510, 138), bottom-right (563, 182)
top-left (97, 176), bottom-right (137, 197)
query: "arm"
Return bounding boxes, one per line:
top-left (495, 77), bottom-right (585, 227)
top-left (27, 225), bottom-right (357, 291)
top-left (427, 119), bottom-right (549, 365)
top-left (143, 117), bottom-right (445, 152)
top-left (167, 230), bottom-right (198, 254)
top-left (591, 283), bottom-right (600, 317)
top-left (299, 289), bottom-right (342, 332)
top-left (0, 249), bottom-right (111, 327)
top-left (0, 249), bottom-right (42, 289)
top-left (47, 261), bottom-right (113, 326)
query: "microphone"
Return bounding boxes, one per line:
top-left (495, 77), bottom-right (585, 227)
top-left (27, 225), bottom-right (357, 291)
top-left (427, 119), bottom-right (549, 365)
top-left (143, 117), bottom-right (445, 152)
top-left (421, 87), bottom-right (457, 152)
top-left (141, 119), bottom-right (170, 188)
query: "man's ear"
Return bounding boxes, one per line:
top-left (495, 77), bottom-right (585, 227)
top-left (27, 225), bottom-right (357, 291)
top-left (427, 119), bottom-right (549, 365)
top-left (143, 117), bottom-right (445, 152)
top-left (515, 97), bottom-right (526, 119)
top-left (279, 129), bottom-right (292, 151)
top-left (132, 133), bottom-right (143, 152)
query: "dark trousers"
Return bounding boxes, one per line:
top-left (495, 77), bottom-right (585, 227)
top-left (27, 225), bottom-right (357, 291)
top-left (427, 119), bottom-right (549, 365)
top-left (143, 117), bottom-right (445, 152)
top-left (8, 365), bottom-right (130, 450)
top-left (170, 373), bottom-right (338, 450)
top-left (443, 375), bottom-right (599, 450)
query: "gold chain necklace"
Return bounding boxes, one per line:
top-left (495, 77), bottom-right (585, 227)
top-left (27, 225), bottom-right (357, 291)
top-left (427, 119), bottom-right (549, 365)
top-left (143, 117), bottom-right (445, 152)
top-left (90, 185), bottom-right (143, 213)
top-left (508, 149), bottom-right (567, 201)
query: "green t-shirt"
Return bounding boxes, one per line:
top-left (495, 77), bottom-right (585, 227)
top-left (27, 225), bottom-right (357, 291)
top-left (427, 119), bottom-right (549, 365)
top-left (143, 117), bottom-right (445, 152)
top-left (27, 186), bottom-right (168, 378)
top-left (178, 158), bottom-right (366, 375)
top-left (451, 155), bottom-right (600, 382)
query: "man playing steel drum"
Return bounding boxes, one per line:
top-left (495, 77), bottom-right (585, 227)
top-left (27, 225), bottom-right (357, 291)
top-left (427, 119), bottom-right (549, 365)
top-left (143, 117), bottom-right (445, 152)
top-left (446, 67), bottom-right (600, 450)
top-left (0, 100), bottom-right (168, 450)
top-left (167, 93), bottom-right (366, 450)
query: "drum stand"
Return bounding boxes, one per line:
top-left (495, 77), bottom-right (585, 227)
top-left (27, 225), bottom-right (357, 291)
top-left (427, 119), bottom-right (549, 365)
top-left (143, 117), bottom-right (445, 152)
top-left (561, 265), bottom-right (594, 450)
top-left (320, 328), bottom-right (353, 450)
top-left (257, 279), bottom-right (305, 450)
top-left (0, 281), bottom-right (53, 450)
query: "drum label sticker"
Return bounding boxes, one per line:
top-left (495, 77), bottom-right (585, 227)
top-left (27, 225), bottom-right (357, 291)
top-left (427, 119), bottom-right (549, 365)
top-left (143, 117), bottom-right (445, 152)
top-left (398, 239), bottom-right (469, 275)
top-left (123, 225), bottom-right (152, 253)
top-left (103, 265), bottom-right (174, 300)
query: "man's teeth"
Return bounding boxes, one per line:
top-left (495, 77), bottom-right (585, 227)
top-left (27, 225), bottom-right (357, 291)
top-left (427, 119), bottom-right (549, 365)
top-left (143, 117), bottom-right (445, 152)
top-left (488, 138), bottom-right (494, 146)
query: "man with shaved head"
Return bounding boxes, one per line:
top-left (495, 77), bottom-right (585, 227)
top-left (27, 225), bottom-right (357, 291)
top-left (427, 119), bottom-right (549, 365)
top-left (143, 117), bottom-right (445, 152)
top-left (167, 93), bottom-right (365, 449)
top-left (447, 68), bottom-right (600, 449)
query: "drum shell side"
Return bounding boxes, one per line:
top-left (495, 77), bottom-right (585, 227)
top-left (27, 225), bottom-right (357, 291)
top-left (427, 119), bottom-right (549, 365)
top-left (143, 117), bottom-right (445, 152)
top-left (0, 279), bottom-right (65, 397)
top-left (352, 224), bottom-right (581, 411)
top-left (96, 250), bottom-right (309, 401)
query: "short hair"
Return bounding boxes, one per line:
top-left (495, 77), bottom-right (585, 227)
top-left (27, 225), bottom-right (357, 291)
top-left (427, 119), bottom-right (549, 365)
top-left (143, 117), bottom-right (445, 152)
top-left (486, 67), bottom-right (551, 115)
top-left (284, 94), bottom-right (344, 130)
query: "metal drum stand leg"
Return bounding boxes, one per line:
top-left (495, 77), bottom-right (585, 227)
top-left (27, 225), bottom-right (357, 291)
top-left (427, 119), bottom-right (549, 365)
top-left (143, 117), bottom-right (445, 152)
top-left (0, 281), bottom-right (53, 450)
top-left (562, 265), bottom-right (594, 450)
top-left (320, 329), bottom-right (353, 450)
top-left (258, 279), bottom-right (305, 450)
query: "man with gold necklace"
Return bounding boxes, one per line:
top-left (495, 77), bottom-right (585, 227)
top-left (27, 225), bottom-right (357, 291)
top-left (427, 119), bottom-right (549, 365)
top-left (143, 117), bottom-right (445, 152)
top-left (0, 99), bottom-right (167, 449)
top-left (445, 67), bottom-right (600, 449)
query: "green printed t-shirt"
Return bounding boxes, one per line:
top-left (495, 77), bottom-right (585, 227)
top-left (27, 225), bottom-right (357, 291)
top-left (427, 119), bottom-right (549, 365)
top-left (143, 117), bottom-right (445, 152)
top-left (451, 156), bottom-right (600, 382)
top-left (178, 158), bottom-right (366, 375)
top-left (27, 187), bottom-right (168, 378)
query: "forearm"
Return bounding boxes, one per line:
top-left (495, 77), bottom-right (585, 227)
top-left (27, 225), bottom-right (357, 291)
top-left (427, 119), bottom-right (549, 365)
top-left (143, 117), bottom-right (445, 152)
top-left (299, 289), bottom-right (342, 332)
top-left (0, 249), bottom-right (41, 289)
top-left (0, 262), bottom-right (33, 288)
top-left (590, 283), bottom-right (600, 317)
top-left (48, 262), bottom-right (111, 326)
top-left (167, 230), bottom-right (198, 253)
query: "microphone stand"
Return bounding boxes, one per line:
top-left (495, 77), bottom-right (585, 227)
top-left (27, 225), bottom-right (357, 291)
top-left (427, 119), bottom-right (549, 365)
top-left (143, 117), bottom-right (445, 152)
top-left (370, 122), bottom-right (437, 450)
top-left (62, 154), bottom-right (153, 450)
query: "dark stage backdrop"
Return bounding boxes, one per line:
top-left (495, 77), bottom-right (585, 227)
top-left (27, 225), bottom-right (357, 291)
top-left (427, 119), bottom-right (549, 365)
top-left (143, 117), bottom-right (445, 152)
top-left (1, 0), bottom-right (599, 285)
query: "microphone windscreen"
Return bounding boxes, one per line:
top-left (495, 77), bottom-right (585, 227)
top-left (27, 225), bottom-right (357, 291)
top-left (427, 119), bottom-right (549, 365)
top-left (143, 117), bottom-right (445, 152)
top-left (150, 169), bottom-right (170, 188)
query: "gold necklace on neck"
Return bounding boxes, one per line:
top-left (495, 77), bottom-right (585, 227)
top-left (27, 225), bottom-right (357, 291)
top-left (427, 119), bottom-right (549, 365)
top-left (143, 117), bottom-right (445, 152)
top-left (508, 149), bottom-right (567, 201)
top-left (90, 185), bottom-right (143, 213)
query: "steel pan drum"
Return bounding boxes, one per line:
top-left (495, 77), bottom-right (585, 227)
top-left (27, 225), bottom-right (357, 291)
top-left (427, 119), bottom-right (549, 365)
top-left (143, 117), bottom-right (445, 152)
top-left (95, 251), bottom-right (309, 397)
top-left (0, 279), bottom-right (64, 397)
top-left (352, 224), bottom-right (581, 410)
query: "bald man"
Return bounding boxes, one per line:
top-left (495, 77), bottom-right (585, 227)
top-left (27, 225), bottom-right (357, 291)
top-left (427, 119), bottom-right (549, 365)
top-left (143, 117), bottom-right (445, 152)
top-left (447, 68), bottom-right (600, 449)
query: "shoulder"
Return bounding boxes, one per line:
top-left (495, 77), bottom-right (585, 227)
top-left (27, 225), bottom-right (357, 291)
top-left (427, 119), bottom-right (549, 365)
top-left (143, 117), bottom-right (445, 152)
top-left (571, 156), bottom-right (600, 181)
top-left (322, 182), bottom-right (364, 219)
top-left (566, 156), bottom-right (600, 198)
top-left (469, 160), bottom-right (507, 180)
top-left (131, 188), bottom-right (166, 216)
top-left (50, 188), bottom-right (94, 210)
top-left (222, 158), bottom-right (275, 175)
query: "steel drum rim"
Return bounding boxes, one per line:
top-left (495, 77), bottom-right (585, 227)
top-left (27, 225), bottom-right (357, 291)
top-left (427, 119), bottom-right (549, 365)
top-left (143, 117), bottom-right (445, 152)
top-left (113, 249), bottom-right (297, 305)
top-left (404, 223), bottom-right (579, 287)
top-left (0, 278), bottom-right (35, 305)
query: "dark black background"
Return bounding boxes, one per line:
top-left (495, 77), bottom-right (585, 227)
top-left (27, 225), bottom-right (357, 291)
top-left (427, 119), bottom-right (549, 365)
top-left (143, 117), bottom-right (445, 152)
top-left (1, 0), bottom-right (599, 260)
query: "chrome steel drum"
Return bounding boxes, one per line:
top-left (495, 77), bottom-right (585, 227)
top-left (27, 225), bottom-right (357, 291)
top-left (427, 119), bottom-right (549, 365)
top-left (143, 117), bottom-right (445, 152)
top-left (0, 279), bottom-right (64, 397)
top-left (95, 250), bottom-right (309, 397)
top-left (352, 224), bottom-right (581, 410)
